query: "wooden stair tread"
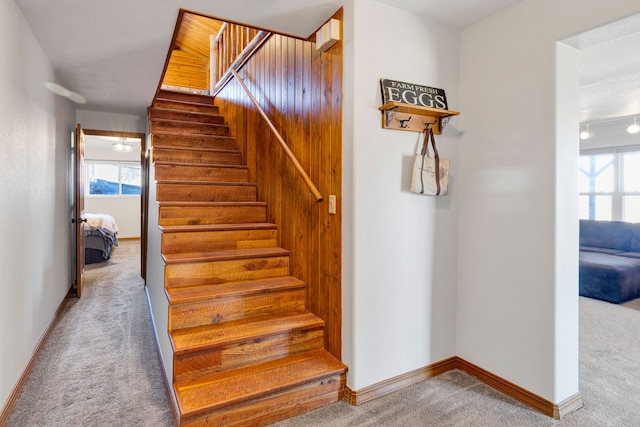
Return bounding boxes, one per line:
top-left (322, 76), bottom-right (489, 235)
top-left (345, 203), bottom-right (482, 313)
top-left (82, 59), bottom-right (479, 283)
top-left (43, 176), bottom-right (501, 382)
top-left (150, 106), bottom-right (222, 117)
top-left (153, 144), bottom-right (241, 154)
top-left (152, 134), bottom-right (235, 142)
top-left (156, 94), bottom-right (212, 101)
top-left (156, 180), bottom-right (255, 187)
top-left (162, 247), bottom-right (289, 264)
top-left (158, 201), bottom-right (266, 208)
top-left (171, 312), bottom-right (323, 355)
top-left (157, 89), bottom-right (214, 101)
top-left (159, 222), bottom-right (277, 233)
top-left (166, 276), bottom-right (305, 305)
top-left (149, 108), bottom-right (225, 125)
top-left (154, 98), bottom-right (216, 108)
top-left (154, 97), bottom-right (214, 107)
top-left (150, 120), bottom-right (230, 137)
top-left (151, 118), bottom-right (225, 126)
top-left (151, 134), bottom-right (238, 152)
top-left (152, 132), bottom-right (231, 139)
top-left (175, 349), bottom-right (346, 418)
top-left (151, 133), bottom-right (232, 140)
top-left (154, 160), bottom-right (247, 169)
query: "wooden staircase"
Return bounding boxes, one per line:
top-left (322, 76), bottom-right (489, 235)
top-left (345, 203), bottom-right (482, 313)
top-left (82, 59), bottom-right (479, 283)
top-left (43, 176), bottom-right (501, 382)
top-left (149, 89), bottom-right (347, 426)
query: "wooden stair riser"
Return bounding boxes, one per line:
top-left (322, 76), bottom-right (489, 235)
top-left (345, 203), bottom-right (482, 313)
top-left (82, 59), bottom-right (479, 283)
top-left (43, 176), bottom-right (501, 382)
top-left (173, 329), bottom-right (324, 383)
top-left (154, 164), bottom-right (249, 183)
top-left (182, 376), bottom-right (344, 427)
top-left (150, 120), bottom-right (229, 136)
top-left (158, 204), bottom-right (267, 226)
top-left (152, 134), bottom-right (238, 151)
top-left (153, 147), bottom-right (243, 165)
top-left (153, 99), bottom-right (220, 115)
top-left (175, 349), bottom-right (346, 423)
top-left (162, 228), bottom-right (277, 254)
top-left (156, 182), bottom-right (257, 202)
top-left (164, 256), bottom-right (290, 288)
top-left (168, 288), bottom-right (306, 331)
top-left (149, 108), bottom-right (225, 125)
top-left (157, 90), bottom-right (215, 105)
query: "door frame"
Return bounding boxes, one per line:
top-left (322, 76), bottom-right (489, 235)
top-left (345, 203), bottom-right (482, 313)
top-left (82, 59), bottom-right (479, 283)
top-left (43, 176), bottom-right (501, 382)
top-left (81, 129), bottom-right (148, 280)
top-left (73, 124), bottom-right (86, 297)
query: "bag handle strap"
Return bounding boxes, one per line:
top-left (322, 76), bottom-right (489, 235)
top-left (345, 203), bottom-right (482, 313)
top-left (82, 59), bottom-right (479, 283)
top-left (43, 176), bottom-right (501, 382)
top-left (429, 127), bottom-right (441, 195)
top-left (419, 125), bottom-right (441, 195)
top-left (420, 128), bottom-right (430, 156)
top-left (419, 129), bottom-right (429, 193)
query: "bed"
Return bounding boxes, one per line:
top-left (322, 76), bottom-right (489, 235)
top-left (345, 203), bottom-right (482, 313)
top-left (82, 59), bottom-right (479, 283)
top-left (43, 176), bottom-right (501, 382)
top-left (84, 213), bottom-right (119, 264)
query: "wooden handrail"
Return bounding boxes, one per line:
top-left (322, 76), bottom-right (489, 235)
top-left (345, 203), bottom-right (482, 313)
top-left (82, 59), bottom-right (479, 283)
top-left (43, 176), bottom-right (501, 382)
top-left (230, 69), bottom-right (324, 202)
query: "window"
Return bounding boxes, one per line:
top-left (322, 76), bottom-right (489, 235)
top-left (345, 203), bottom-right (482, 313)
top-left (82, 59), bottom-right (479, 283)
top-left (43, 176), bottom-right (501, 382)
top-left (580, 147), bottom-right (640, 221)
top-left (87, 161), bottom-right (141, 196)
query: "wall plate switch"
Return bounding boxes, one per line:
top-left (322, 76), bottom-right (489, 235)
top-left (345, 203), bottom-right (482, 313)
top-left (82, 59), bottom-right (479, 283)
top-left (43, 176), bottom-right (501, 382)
top-left (328, 195), bottom-right (336, 215)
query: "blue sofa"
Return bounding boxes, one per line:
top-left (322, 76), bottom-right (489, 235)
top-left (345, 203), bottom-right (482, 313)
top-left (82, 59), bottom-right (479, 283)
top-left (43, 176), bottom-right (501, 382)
top-left (580, 219), bottom-right (640, 303)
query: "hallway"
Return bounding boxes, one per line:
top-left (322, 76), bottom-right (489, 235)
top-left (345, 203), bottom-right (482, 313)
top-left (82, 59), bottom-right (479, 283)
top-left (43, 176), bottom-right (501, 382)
top-left (7, 241), bottom-right (173, 426)
top-left (6, 241), bottom-right (640, 425)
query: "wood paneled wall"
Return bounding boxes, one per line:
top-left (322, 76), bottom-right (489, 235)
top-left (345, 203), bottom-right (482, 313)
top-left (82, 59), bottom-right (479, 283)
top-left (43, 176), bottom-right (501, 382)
top-left (163, 50), bottom-right (209, 90)
top-left (162, 11), bottom-right (224, 91)
top-left (214, 10), bottom-right (343, 359)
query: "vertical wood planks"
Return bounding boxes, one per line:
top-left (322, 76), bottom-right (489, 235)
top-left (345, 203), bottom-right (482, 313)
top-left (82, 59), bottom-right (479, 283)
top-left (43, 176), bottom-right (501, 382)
top-left (214, 10), bottom-right (343, 360)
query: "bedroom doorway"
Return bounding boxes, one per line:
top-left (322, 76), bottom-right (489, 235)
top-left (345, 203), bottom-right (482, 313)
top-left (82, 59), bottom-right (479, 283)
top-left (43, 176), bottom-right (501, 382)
top-left (75, 128), bottom-right (147, 287)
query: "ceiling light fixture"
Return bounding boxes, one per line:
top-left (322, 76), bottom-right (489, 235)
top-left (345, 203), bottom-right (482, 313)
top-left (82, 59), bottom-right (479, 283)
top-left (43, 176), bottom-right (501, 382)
top-left (627, 117), bottom-right (640, 134)
top-left (112, 138), bottom-right (133, 152)
top-left (580, 124), bottom-right (593, 140)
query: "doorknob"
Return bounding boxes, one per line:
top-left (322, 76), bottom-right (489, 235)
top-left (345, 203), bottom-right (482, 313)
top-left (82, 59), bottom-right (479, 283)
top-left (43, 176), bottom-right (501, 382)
top-left (71, 218), bottom-right (88, 224)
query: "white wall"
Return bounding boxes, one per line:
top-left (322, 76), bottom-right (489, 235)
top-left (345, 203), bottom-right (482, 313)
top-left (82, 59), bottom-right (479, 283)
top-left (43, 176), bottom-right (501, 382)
top-left (76, 110), bottom-right (145, 134)
top-left (84, 197), bottom-right (140, 238)
top-left (343, 0), bottom-right (460, 390)
top-left (458, 0), bottom-right (640, 403)
top-left (84, 139), bottom-right (141, 238)
top-left (0, 0), bottom-right (75, 411)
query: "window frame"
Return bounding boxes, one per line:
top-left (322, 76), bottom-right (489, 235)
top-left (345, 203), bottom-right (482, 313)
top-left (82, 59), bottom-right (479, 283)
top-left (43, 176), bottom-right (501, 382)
top-left (86, 160), bottom-right (142, 197)
top-left (580, 145), bottom-right (640, 221)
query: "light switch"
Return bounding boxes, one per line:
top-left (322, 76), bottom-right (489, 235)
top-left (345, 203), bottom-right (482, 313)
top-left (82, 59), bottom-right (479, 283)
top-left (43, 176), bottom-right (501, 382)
top-left (328, 195), bottom-right (336, 215)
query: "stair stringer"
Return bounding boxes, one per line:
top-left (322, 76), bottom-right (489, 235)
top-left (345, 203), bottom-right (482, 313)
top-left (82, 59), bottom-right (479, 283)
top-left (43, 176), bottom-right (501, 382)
top-left (145, 142), bottom-right (182, 425)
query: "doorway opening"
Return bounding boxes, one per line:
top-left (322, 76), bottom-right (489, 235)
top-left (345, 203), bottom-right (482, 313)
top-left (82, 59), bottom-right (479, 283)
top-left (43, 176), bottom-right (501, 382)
top-left (73, 128), bottom-right (147, 298)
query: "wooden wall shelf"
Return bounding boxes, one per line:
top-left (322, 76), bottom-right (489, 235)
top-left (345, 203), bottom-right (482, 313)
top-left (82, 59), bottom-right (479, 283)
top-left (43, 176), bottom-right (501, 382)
top-left (379, 102), bottom-right (460, 134)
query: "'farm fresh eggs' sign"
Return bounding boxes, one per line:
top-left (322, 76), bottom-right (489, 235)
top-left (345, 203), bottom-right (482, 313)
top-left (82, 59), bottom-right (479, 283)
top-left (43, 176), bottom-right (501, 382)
top-left (380, 78), bottom-right (448, 110)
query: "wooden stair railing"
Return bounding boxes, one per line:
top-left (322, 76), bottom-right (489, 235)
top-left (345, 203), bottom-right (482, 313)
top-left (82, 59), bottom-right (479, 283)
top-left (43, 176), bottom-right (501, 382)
top-left (213, 31), bottom-right (270, 95)
top-left (229, 69), bottom-right (324, 202)
top-left (212, 22), bottom-right (264, 88)
top-left (148, 89), bottom-right (346, 426)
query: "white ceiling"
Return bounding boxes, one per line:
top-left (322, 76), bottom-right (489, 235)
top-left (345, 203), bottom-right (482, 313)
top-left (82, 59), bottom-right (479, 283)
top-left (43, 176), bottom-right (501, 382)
top-left (373, 0), bottom-right (523, 28)
top-left (563, 13), bottom-right (640, 124)
top-left (14, 0), bottom-right (640, 124)
top-left (15, 0), bottom-right (347, 115)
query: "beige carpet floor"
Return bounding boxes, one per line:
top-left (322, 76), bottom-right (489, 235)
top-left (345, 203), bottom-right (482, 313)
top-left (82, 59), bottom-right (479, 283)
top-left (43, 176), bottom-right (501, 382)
top-left (6, 241), bottom-right (640, 426)
top-left (6, 241), bottom-right (173, 427)
top-left (275, 296), bottom-right (640, 426)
